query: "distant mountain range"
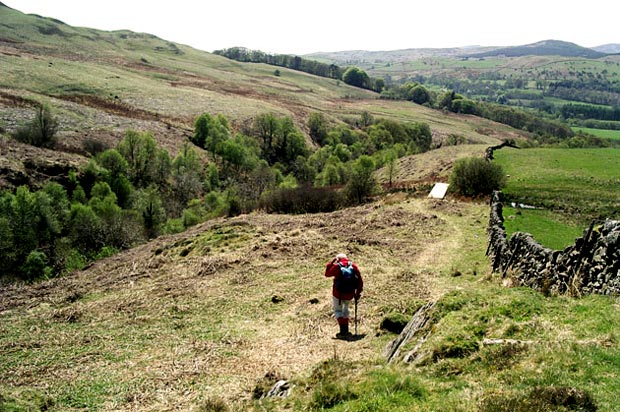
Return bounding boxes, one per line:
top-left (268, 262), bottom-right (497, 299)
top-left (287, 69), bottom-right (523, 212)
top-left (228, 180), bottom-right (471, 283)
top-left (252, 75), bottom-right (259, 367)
top-left (463, 40), bottom-right (609, 59)
top-left (593, 43), bottom-right (620, 54)
top-left (307, 40), bottom-right (619, 63)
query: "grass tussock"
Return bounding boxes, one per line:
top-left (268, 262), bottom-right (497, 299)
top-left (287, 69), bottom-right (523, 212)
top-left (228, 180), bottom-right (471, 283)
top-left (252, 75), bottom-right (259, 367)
top-left (480, 386), bottom-right (597, 412)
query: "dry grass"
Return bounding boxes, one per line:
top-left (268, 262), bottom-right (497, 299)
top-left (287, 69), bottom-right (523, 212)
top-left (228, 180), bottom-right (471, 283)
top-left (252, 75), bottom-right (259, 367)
top-left (0, 196), bottom-right (489, 410)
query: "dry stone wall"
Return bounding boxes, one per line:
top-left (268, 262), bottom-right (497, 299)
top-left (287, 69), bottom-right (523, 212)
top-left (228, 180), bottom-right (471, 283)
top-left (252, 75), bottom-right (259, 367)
top-left (487, 190), bottom-right (620, 295)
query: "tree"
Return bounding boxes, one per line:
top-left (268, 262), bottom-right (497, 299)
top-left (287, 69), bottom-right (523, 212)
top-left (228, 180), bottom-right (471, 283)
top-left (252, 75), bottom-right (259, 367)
top-left (346, 155), bottom-right (377, 204)
top-left (171, 143), bottom-right (204, 212)
top-left (315, 163), bottom-right (342, 187)
top-left (373, 78), bottom-right (385, 93)
top-left (438, 90), bottom-right (457, 111)
top-left (0, 216), bottom-right (15, 276)
top-left (117, 130), bottom-right (159, 188)
top-left (20, 250), bottom-right (52, 281)
top-left (132, 185), bottom-right (166, 239)
top-left (10, 186), bottom-right (39, 265)
top-left (343, 67), bottom-right (370, 89)
top-left (192, 113), bottom-right (230, 160)
top-left (406, 122), bottom-right (432, 154)
top-left (97, 149), bottom-right (133, 208)
top-left (220, 138), bottom-right (248, 178)
top-left (451, 98), bottom-right (479, 115)
top-left (88, 182), bottom-right (139, 250)
top-left (449, 157), bottom-right (506, 197)
top-left (308, 112), bottom-right (328, 145)
top-left (368, 124), bottom-right (393, 151)
top-left (333, 144), bottom-right (352, 163)
top-left (409, 85), bottom-right (431, 105)
top-left (253, 113), bottom-right (279, 162)
top-left (384, 149), bottom-right (399, 188)
top-left (68, 203), bottom-right (103, 256)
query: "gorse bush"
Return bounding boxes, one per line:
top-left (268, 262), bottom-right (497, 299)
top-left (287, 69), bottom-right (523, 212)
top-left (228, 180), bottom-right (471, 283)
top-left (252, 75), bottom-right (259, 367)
top-left (449, 156), bottom-right (506, 197)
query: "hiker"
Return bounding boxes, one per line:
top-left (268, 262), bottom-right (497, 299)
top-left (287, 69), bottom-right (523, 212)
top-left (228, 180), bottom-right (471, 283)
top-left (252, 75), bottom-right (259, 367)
top-left (325, 253), bottom-right (363, 339)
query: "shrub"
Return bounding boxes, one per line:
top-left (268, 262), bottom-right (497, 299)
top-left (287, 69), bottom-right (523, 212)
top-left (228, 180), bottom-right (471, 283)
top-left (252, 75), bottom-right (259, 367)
top-left (449, 157), bottom-right (506, 197)
top-left (20, 250), bottom-right (52, 281)
top-left (12, 104), bottom-right (59, 148)
top-left (260, 186), bottom-right (344, 214)
top-left (83, 138), bottom-right (110, 156)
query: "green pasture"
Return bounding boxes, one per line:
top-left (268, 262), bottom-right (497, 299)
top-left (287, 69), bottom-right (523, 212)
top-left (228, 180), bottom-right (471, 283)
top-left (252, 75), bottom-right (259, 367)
top-left (502, 206), bottom-right (584, 250)
top-left (493, 147), bottom-right (620, 244)
top-left (573, 127), bottom-right (620, 141)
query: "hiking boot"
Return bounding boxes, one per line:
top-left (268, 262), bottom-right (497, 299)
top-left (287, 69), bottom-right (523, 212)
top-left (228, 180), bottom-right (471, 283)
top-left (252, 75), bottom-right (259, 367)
top-left (336, 324), bottom-right (352, 340)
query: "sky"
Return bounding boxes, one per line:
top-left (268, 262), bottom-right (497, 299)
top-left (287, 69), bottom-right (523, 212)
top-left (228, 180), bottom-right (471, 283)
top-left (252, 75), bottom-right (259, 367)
top-left (3, 0), bottom-right (618, 55)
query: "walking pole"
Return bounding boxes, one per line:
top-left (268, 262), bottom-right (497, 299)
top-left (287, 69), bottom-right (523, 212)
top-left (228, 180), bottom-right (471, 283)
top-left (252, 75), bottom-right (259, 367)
top-left (354, 296), bottom-right (358, 336)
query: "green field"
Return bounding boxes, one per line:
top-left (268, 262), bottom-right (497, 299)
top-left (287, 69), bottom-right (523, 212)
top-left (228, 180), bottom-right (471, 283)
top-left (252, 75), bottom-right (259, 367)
top-left (494, 147), bottom-right (620, 245)
top-left (573, 127), bottom-right (620, 141)
top-left (502, 206), bottom-right (585, 249)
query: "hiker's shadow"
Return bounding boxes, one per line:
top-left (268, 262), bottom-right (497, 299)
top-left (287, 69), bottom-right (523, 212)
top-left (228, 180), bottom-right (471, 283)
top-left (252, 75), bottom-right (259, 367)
top-left (348, 333), bottom-right (366, 342)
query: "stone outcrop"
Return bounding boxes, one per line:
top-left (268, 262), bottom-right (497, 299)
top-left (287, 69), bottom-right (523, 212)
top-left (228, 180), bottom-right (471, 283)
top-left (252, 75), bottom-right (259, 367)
top-left (487, 191), bottom-right (620, 295)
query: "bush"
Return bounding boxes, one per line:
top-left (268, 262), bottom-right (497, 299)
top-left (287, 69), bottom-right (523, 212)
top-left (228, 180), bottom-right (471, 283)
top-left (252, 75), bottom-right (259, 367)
top-left (12, 104), bottom-right (59, 148)
top-left (20, 250), bottom-right (52, 281)
top-left (83, 138), bottom-right (110, 156)
top-left (449, 157), bottom-right (506, 197)
top-left (260, 186), bottom-right (345, 214)
top-left (346, 155), bottom-right (377, 204)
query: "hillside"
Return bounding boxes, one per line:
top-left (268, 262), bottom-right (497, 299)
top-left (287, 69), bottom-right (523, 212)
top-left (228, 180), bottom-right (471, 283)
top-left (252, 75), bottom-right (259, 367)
top-left (5, 4), bottom-right (620, 412)
top-left (305, 40), bottom-right (608, 65)
top-left (463, 39), bottom-right (607, 59)
top-left (0, 4), bottom-right (527, 192)
top-left (0, 194), bottom-right (489, 410)
top-left (309, 38), bottom-right (620, 133)
top-left (593, 43), bottom-right (620, 54)
top-left (305, 45), bottom-right (499, 64)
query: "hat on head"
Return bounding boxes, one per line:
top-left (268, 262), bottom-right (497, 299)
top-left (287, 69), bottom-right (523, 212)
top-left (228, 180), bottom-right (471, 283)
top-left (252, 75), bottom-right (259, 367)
top-left (335, 253), bottom-right (347, 260)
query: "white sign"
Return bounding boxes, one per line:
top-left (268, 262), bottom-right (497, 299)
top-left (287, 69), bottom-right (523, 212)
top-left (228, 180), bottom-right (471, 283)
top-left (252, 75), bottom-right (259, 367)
top-left (428, 183), bottom-right (449, 199)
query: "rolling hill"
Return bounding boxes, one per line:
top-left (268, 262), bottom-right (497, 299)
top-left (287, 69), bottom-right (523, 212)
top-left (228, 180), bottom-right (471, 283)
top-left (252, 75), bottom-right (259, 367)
top-left (0, 3), bottom-right (523, 191)
top-left (593, 43), bottom-right (620, 54)
top-left (463, 39), bottom-right (608, 59)
top-left (3, 4), bottom-right (620, 412)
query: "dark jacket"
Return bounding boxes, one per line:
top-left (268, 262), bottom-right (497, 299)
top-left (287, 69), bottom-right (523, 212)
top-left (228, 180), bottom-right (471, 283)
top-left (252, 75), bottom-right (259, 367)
top-left (325, 257), bottom-right (363, 301)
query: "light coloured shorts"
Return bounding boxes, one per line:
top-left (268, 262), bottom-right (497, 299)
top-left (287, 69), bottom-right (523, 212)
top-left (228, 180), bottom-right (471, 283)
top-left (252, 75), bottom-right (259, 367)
top-left (332, 296), bottom-right (352, 319)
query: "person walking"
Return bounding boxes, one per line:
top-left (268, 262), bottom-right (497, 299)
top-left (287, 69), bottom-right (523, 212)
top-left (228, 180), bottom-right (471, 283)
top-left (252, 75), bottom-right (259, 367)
top-left (325, 253), bottom-right (363, 340)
